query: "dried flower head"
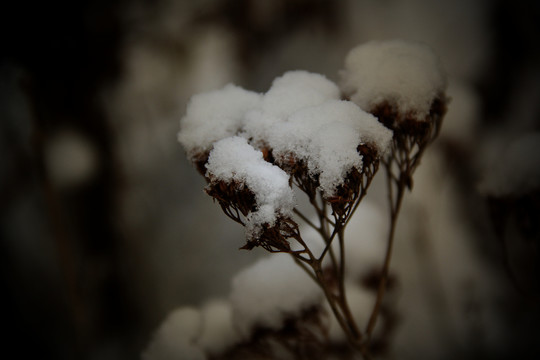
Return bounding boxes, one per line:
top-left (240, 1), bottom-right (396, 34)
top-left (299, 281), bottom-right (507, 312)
top-left (372, 96), bottom-right (446, 151)
top-left (179, 71), bottom-right (392, 252)
top-left (340, 40), bottom-right (448, 190)
top-left (340, 39), bottom-right (447, 122)
top-left (328, 144), bottom-right (380, 222)
top-left (204, 136), bottom-right (297, 250)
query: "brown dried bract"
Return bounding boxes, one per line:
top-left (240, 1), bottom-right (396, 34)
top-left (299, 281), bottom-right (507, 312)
top-left (373, 96), bottom-right (447, 189)
top-left (206, 177), bottom-right (302, 253)
top-left (210, 306), bottom-right (328, 360)
top-left (242, 217), bottom-right (301, 253)
top-left (328, 144), bottom-right (380, 222)
top-left (205, 179), bottom-right (257, 225)
top-left (276, 153), bottom-right (320, 202)
top-left (371, 95), bottom-right (447, 146)
top-left (190, 151), bottom-right (211, 177)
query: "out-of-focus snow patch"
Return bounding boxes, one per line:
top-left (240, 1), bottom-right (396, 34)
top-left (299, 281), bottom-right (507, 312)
top-left (143, 307), bottom-right (205, 360)
top-left (229, 253), bottom-right (322, 338)
top-left (44, 130), bottom-right (98, 188)
top-left (340, 40), bottom-right (446, 119)
top-left (197, 299), bottom-right (237, 355)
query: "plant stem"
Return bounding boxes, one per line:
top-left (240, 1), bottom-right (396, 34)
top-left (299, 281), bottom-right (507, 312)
top-left (337, 226), bottom-right (363, 342)
top-left (365, 150), bottom-right (408, 341)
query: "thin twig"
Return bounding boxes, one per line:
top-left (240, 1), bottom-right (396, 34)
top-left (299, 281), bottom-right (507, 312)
top-left (365, 148), bottom-right (408, 340)
top-left (292, 255), bottom-right (318, 283)
top-left (337, 226), bottom-right (363, 342)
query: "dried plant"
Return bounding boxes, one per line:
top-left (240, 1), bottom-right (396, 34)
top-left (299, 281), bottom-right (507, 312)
top-left (163, 40), bottom-right (448, 359)
top-left (362, 97), bottom-right (446, 347)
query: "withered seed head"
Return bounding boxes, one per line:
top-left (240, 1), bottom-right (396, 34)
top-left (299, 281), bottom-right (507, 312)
top-left (205, 177), bottom-right (301, 253)
top-left (190, 151), bottom-right (211, 177)
top-left (371, 95), bottom-right (447, 142)
top-left (275, 153), bottom-right (320, 202)
top-left (327, 144), bottom-right (380, 221)
top-left (260, 146), bottom-right (275, 164)
top-left (242, 217), bottom-right (300, 253)
top-left (205, 179), bottom-right (257, 224)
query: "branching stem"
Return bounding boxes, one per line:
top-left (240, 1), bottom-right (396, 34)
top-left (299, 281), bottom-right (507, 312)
top-left (365, 157), bottom-right (407, 339)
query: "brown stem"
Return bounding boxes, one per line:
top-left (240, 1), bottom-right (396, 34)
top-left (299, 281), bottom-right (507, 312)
top-left (315, 192), bottom-right (339, 277)
top-left (292, 255), bottom-right (318, 283)
top-left (313, 261), bottom-right (361, 348)
top-left (365, 147), bottom-right (410, 342)
top-left (293, 221), bottom-right (364, 351)
top-left (337, 226), bottom-right (363, 342)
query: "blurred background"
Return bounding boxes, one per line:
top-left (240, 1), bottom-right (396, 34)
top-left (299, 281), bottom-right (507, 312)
top-left (1, 0), bottom-right (539, 359)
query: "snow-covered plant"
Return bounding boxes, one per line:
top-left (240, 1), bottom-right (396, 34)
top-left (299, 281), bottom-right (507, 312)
top-left (340, 40), bottom-right (447, 342)
top-left (173, 40), bottom-right (447, 358)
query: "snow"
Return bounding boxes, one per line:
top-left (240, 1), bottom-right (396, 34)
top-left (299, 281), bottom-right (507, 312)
top-left (197, 300), bottom-right (238, 355)
top-left (144, 253), bottom-right (325, 357)
top-left (340, 40), bottom-right (447, 119)
top-left (179, 70), bottom-right (393, 199)
top-left (261, 70), bottom-right (341, 118)
top-left (229, 253), bottom-right (322, 338)
top-left (267, 100), bottom-right (392, 197)
top-left (143, 307), bottom-right (205, 360)
top-left (205, 136), bottom-right (296, 237)
top-left (178, 84), bottom-right (262, 160)
top-left (242, 70), bottom-right (341, 147)
top-left (143, 301), bottom-right (241, 359)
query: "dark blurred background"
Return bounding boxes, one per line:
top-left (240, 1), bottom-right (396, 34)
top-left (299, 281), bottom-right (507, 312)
top-left (1, 0), bottom-right (539, 359)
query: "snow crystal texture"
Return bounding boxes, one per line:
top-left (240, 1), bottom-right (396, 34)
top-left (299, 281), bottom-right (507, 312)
top-left (179, 70), bottom-right (392, 201)
top-left (178, 84), bottom-right (262, 159)
top-left (205, 136), bottom-right (296, 237)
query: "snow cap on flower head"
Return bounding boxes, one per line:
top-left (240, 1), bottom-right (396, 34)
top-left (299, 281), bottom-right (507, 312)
top-left (340, 40), bottom-right (447, 121)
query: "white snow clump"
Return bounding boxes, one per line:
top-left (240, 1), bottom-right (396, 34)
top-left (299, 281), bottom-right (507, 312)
top-left (179, 70), bottom-right (392, 200)
top-left (340, 40), bottom-right (447, 119)
top-left (266, 99), bottom-right (392, 196)
top-left (178, 84), bottom-right (262, 160)
top-left (242, 70), bottom-right (342, 146)
top-left (205, 136), bottom-right (296, 237)
top-left (261, 70), bottom-right (341, 118)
